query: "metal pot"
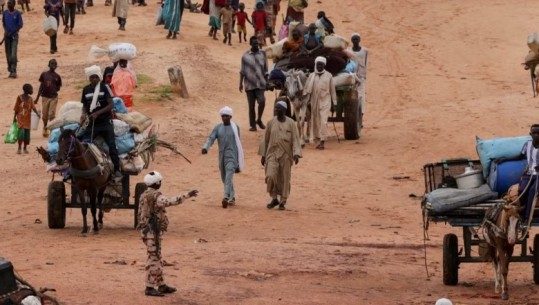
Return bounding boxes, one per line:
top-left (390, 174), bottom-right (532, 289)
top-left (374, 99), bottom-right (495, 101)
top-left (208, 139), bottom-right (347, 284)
top-left (455, 167), bottom-right (484, 189)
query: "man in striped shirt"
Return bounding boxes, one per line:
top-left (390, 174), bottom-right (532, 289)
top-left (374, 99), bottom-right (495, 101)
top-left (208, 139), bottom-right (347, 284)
top-left (239, 36), bottom-right (268, 131)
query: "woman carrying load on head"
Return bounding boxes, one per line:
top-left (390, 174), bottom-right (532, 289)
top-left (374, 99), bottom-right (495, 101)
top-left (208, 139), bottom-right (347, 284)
top-left (163, 0), bottom-right (185, 39)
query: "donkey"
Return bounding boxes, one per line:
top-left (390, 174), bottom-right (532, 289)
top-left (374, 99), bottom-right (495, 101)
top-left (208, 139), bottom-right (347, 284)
top-left (482, 203), bottom-right (523, 300)
top-left (283, 69), bottom-right (310, 146)
top-left (56, 128), bottom-right (112, 234)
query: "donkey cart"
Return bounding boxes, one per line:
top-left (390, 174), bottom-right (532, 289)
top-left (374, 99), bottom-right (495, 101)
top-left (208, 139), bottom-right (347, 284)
top-left (331, 85), bottom-right (362, 140)
top-left (47, 173), bottom-right (147, 230)
top-left (421, 159), bottom-right (539, 286)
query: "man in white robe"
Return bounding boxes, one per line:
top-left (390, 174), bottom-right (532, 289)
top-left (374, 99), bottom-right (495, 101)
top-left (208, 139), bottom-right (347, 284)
top-left (202, 106), bottom-right (244, 208)
top-left (304, 56), bottom-right (336, 149)
top-left (347, 32), bottom-right (368, 136)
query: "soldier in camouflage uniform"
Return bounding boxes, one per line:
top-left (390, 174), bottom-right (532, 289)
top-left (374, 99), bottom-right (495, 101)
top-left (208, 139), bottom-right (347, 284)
top-left (137, 171), bottom-right (198, 297)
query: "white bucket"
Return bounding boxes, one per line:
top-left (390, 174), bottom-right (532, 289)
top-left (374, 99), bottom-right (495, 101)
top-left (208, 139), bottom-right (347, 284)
top-left (31, 111), bottom-right (39, 130)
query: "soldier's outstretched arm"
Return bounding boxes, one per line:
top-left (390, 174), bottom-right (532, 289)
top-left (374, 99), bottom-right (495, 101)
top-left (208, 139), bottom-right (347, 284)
top-left (156, 190), bottom-right (199, 208)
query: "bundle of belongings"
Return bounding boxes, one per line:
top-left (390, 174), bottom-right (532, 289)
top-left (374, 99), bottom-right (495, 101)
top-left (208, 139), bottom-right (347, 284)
top-left (41, 99), bottom-right (154, 205)
top-left (423, 135), bottom-right (530, 213)
top-left (266, 20), bottom-right (358, 90)
top-left (88, 42), bottom-right (137, 63)
top-left (45, 100), bottom-right (153, 176)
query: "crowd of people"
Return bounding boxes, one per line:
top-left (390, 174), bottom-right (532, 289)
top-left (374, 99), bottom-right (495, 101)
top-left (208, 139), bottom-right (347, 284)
top-left (3, 0), bottom-right (371, 298)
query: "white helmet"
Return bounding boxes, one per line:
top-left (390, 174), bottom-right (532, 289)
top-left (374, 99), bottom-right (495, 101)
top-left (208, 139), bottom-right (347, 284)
top-left (144, 171), bottom-right (162, 186)
top-left (435, 298), bottom-right (453, 305)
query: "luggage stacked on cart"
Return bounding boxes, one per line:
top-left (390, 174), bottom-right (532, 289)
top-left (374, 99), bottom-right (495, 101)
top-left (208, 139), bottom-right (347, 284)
top-left (423, 135), bottom-right (530, 215)
top-left (45, 99), bottom-right (153, 175)
top-left (265, 23), bottom-right (357, 89)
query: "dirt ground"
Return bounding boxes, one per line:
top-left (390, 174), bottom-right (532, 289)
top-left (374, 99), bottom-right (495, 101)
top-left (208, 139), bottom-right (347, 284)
top-left (4, 1), bottom-right (539, 304)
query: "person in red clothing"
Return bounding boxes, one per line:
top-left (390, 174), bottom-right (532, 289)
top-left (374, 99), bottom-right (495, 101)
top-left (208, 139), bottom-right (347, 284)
top-left (251, 1), bottom-right (267, 46)
top-left (234, 2), bottom-right (251, 43)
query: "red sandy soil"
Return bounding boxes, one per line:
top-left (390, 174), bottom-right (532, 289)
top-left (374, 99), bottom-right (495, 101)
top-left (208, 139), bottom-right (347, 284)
top-left (3, 1), bottom-right (539, 304)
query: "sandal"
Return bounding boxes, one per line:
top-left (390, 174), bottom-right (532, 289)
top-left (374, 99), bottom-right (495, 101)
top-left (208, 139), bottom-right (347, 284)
top-left (145, 287), bottom-right (164, 297)
top-left (222, 198), bottom-right (228, 209)
top-left (278, 203), bottom-right (286, 210)
top-left (228, 197), bottom-right (236, 206)
top-left (158, 285), bottom-right (177, 294)
top-left (266, 199), bottom-right (279, 209)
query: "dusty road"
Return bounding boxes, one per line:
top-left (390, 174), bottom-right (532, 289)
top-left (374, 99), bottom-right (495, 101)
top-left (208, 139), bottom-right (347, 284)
top-left (2, 1), bottom-right (539, 304)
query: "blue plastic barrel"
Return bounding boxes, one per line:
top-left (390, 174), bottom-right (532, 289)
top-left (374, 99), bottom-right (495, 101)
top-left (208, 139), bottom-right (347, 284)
top-left (488, 159), bottom-right (527, 195)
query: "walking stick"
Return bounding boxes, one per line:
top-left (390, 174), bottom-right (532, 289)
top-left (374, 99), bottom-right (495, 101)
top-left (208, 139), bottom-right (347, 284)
top-left (531, 68), bottom-right (536, 98)
top-left (332, 121), bottom-right (340, 144)
top-left (330, 108), bottom-right (340, 144)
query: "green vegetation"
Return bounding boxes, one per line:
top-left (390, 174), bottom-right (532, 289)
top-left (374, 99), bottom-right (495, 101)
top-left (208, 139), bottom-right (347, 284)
top-left (145, 85), bottom-right (173, 102)
top-left (136, 73), bottom-right (153, 85)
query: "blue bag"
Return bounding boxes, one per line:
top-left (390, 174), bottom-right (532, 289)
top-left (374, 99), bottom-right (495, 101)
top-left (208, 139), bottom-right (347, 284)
top-left (476, 135), bottom-right (530, 177)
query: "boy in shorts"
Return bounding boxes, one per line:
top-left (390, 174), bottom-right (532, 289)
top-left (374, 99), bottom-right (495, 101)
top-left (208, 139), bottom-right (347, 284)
top-left (234, 2), bottom-right (251, 43)
top-left (219, 1), bottom-right (234, 45)
top-left (34, 59), bottom-right (62, 137)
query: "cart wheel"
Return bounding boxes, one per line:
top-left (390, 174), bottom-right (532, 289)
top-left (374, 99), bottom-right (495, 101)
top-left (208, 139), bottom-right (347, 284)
top-left (343, 95), bottom-right (359, 140)
top-left (47, 181), bottom-right (66, 229)
top-left (443, 233), bottom-right (459, 285)
top-left (134, 183), bottom-right (147, 229)
top-left (533, 234), bottom-right (539, 284)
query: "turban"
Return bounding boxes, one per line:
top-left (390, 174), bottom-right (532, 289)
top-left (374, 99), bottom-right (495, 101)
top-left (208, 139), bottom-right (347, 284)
top-left (435, 298), bottom-right (453, 305)
top-left (220, 106), bottom-right (233, 116)
top-left (276, 101), bottom-right (287, 109)
top-left (351, 32), bottom-right (361, 39)
top-left (143, 171), bottom-right (162, 186)
top-left (84, 65), bottom-right (102, 80)
top-left (315, 56), bottom-right (327, 65)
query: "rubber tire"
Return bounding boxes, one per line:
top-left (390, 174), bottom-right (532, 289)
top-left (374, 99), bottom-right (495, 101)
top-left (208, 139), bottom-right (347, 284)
top-left (343, 93), bottom-right (359, 140)
top-left (47, 181), bottom-right (66, 229)
top-left (443, 233), bottom-right (459, 285)
top-left (533, 234), bottom-right (539, 284)
top-left (134, 183), bottom-right (147, 229)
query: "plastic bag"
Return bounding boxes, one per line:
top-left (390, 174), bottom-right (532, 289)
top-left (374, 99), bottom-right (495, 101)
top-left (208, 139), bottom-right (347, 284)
top-left (4, 122), bottom-right (18, 144)
top-left (108, 43), bottom-right (137, 62)
top-left (278, 23), bottom-right (288, 41)
top-left (156, 5), bottom-right (164, 26)
top-left (43, 15), bottom-right (58, 37)
top-left (88, 45), bottom-right (110, 61)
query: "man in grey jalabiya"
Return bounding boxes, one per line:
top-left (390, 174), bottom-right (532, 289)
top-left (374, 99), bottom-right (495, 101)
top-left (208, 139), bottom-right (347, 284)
top-left (202, 106), bottom-right (245, 208)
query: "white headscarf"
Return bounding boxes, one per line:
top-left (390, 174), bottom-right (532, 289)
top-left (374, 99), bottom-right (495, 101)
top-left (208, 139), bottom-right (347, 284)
top-left (351, 32), bottom-right (361, 39)
top-left (220, 106), bottom-right (233, 116)
top-left (84, 65), bottom-right (102, 80)
top-left (220, 106), bottom-right (245, 171)
top-left (84, 65), bottom-right (103, 113)
top-left (276, 101), bottom-right (288, 109)
top-left (315, 56), bottom-right (327, 65)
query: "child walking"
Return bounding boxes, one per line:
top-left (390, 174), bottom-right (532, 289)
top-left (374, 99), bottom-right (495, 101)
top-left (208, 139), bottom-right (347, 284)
top-left (219, 0), bottom-right (233, 45)
top-left (234, 2), bottom-right (251, 43)
top-left (13, 84), bottom-right (40, 154)
top-left (251, 1), bottom-right (268, 46)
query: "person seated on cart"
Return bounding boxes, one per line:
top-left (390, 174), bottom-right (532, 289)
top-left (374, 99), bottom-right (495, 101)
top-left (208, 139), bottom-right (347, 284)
top-left (78, 65), bottom-right (122, 179)
top-left (496, 124), bottom-right (539, 224)
top-left (303, 23), bottom-right (323, 54)
top-left (281, 28), bottom-right (304, 58)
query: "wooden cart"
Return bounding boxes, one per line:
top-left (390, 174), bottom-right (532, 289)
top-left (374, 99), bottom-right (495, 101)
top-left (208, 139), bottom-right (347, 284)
top-left (422, 159), bottom-right (539, 285)
top-left (47, 173), bottom-right (147, 229)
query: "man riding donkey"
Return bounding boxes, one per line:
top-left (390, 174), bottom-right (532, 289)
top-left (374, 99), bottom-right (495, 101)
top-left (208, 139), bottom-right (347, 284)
top-left (137, 171), bottom-right (198, 297)
top-left (79, 65), bottom-right (122, 179)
